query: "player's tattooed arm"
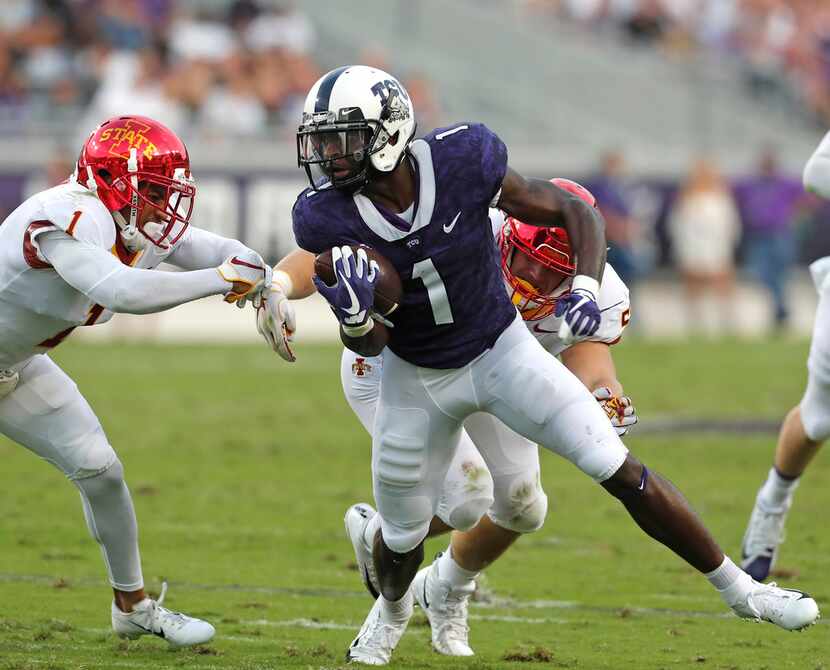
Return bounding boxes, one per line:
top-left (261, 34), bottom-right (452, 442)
top-left (497, 167), bottom-right (607, 282)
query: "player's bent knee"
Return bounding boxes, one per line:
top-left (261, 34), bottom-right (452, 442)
top-left (490, 491), bottom-right (548, 533)
top-left (489, 473), bottom-right (549, 533)
top-left (63, 425), bottom-right (118, 481)
top-left (75, 456), bottom-right (124, 489)
top-left (800, 379), bottom-right (830, 442)
top-left (446, 495), bottom-right (494, 532)
top-left (602, 456), bottom-right (649, 502)
top-left (381, 522), bottom-right (430, 555)
top-left (376, 492), bottom-right (433, 554)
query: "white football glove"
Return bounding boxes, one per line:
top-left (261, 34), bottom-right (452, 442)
top-left (256, 282), bottom-right (296, 362)
top-left (216, 250), bottom-right (272, 304)
top-left (593, 387), bottom-right (638, 436)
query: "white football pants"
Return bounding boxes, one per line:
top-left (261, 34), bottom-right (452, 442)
top-left (359, 313), bottom-right (629, 553)
top-left (0, 354), bottom-right (143, 590)
top-left (801, 257), bottom-right (830, 441)
top-left (342, 350), bottom-right (548, 535)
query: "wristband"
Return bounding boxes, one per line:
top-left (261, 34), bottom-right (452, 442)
top-left (342, 317), bottom-right (375, 338)
top-left (571, 274), bottom-right (599, 298)
top-left (273, 269), bottom-right (294, 297)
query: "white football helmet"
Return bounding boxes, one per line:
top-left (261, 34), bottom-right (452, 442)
top-left (297, 65), bottom-right (417, 190)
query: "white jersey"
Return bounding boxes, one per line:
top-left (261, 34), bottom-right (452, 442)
top-left (488, 209), bottom-right (630, 355)
top-left (0, 181), bottom-right (178, 367)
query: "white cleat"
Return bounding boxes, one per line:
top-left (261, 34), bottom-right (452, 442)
top-left (412, 555), bottom-right (475, 656)
top-left (722, 572), bottom-right (819, 631)
top-left (345, 503), bottom-right (380, 599)
top-left (111, 582), bottom-right (215, 647)
top-left (741, 494), bottom-right (791, 581)
top-left (346, 596), bottom-right (411, 665)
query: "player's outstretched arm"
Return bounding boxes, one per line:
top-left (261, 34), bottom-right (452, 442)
top-left (560, 341), bottom-right (638, 436)
top-left (254, 249), bottom-right (317, 362)
top-left (39, 231), bottom-right (268, 314)
top-left (560, 341), bottom-right (623, 394)
top-left (499, 167), bottom-right (607, 342)
top-left (273, 249), bottom-right (317, 299)
top-left (165, 226), bottom-right (252, 271)
top-left (497, 167), bottom-right (606, 282)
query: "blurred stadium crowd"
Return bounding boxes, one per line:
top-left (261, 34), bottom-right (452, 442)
top-left (0, 0), bottom-right (826, 336)
top-left (578, 146), bottom-right (825, 334)
top-left (0, 0), bottom-right (443, 139)
top-left (532, 0), bottom-right (830, 127)
top-left (0, 0), bottom-right (322, 138)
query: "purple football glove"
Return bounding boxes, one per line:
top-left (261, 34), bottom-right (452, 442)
top-left (555, 275), bottom-right (601, 342)
top-left (313, 245), bottom-right (378, 328)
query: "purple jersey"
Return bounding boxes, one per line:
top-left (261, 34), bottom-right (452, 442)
top-left (293, 122), bottom-right (517, 368)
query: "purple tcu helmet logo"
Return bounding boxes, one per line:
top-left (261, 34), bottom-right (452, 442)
top-left (370, 79), bottom-right (411, 124)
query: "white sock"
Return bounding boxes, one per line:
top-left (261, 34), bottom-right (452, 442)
top-left (437, 548), bottom-right (479, 589)
top-left (705, 555), bottom-right (745, 592)
top-left (362, 513), bottom-right (382, 550)
top-left (380, 589), bottom-right (413, 624)
top-left (758, 467), bottom-right (799, 510)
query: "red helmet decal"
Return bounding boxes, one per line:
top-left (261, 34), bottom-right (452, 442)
top-left (77, 115), bottom-right (195, 250)
top-left (98, 118), bottom-right (159, 161)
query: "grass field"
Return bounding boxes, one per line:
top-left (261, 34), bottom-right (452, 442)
top-left (1, 338), bottom-right (828, 670)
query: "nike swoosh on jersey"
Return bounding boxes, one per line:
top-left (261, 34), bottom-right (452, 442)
top-left (339, 270), bottom-right (362, 315)
top-left (443, 211), bottom-right (461, 233)
top-left (532, 323), bottom-right (558, 334)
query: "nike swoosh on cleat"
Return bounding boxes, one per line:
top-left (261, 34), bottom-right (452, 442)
top-left (443, 211), bottom-right (461, 234)
top-left (422, 577), bottom-right (430, 609)
top-left (362, 565), bottom-right (380, 600)
top-left (126, 620), bottom-right (165, 639)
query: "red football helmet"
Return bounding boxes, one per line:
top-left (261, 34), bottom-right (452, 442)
top-left (76, 115), bottom-right (196, 250)
top-left (499, 178), bottom-right (596, 321)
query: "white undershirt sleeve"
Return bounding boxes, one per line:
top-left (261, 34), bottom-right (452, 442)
top-left (804, 130), bottom-right (830, 198)
top-left (165, 226), bottom-right (250, 271)
top-left (39, 231), bottom-right (229, 314)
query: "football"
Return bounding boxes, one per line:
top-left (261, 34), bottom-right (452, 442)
top-left (314, 245), bottom-right (403, 317)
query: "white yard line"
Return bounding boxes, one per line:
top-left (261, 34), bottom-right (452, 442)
top-left (3, 572), bottom-right (825, 626)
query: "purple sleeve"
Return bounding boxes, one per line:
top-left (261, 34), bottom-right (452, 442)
top-left (475, 124), bottom-right (508, 206)
top-left (292, 194), bottom-right (327, 254)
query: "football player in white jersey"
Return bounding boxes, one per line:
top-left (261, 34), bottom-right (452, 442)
top-left (0, 115), bottom-right (271, 646)
top-left (742, 131), bottom-right (830, 580)
top-left (337, 179), bottom-right (637, 657)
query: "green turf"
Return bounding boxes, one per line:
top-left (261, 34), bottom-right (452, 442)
top-left (0, 338), bottom-right (827, 669)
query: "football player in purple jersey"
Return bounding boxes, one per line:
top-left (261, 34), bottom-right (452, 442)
top-left (257, 65), bottom-right (819, 664)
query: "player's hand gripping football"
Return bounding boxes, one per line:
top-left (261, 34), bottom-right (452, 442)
top-left (216, 250), bottom-right (272, 304)
top-left (313, 246), bottom-right (378, 336)
top-left (593, 387), bottom-right (638, 436)
top-left (556, 275), bottom-right (601, 344)
top-left (256, 279), bottom-right (297, 362)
